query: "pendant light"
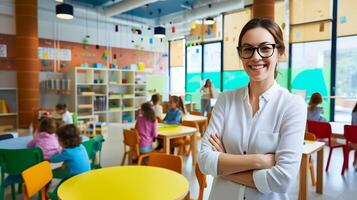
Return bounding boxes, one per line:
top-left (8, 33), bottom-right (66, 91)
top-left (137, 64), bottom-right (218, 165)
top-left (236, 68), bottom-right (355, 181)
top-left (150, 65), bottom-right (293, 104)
top-left (154, 8), bottom-right (165, 38)
top-left (56, 2), bottom-right (74, 20)
top-left (204, 17), bottom-right (215, 25)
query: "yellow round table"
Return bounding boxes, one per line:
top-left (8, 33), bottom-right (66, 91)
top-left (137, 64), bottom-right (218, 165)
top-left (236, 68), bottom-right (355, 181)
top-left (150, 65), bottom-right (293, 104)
top-left (57, 166), bottom-right (189, 200)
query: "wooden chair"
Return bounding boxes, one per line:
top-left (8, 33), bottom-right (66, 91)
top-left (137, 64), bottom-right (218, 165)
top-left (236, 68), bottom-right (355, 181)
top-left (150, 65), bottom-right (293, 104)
top-left (181, 120), bottom-right (199, 156)
top-left (341, 125), bottom-right (357, 175)
top-left (21, 161), bottom-right (52, 200)
top-left (190, 111), bottom-right (206, 134)
top-left (195, 163), bottom-right (207, 200)
top-left (207, 112), bottom-right (212, 124)
top-left (304, 132), bottom-right (317, 186)
top-left (121, 129), bottom-right (140, 165)
top-left (138, 153), bottom-right (183, 174)
top-left (307, 120), bottom-right (344, 171)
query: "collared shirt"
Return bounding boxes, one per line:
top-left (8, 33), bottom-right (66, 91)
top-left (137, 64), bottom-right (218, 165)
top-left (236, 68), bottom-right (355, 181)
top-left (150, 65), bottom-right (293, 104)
top-left (198, 82), bottom-right (307, 200)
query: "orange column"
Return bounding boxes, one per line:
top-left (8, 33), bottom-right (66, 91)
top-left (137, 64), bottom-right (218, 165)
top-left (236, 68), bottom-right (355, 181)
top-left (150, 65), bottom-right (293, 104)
top-left (253, 0), bottom-right (275, 20)
top-left (15, 0), bottom-right (39, 128)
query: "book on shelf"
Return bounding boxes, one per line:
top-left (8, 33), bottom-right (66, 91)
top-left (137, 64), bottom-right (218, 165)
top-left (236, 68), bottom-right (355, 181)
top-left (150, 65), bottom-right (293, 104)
top-left (0, 100), bottom-right (10, 113)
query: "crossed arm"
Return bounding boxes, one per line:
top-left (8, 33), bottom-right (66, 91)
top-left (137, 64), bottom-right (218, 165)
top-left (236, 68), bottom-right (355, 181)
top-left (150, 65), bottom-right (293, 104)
top-left (208, 133), bottom-right (275, 188)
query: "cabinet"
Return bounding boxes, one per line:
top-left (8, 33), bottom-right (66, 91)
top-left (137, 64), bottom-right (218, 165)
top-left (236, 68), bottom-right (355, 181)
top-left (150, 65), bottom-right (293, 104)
top-left (68, 68), bottom-right (149, 123)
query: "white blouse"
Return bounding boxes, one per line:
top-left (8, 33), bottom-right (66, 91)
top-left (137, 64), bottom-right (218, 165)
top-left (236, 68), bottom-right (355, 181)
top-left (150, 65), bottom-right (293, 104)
top-left (198, 83), bottom-right (307, 200)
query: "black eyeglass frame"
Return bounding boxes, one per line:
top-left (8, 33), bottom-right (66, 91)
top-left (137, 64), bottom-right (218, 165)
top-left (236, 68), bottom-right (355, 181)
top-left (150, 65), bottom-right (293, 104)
top-left (236, 44), bottom-right (277, 59)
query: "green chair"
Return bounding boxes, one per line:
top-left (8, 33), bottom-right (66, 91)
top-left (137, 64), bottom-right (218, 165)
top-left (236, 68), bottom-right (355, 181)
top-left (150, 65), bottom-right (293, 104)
top-left (82, 139), bottom-right (97, 169)
top-left (0, 147), bottom-right (43, 200)
top-left (91, 135), bottom-right (105, 169)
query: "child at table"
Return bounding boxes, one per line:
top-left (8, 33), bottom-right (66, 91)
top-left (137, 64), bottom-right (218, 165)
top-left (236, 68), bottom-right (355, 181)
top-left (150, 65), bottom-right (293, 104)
top-left (151, 93), bottom-right (163, 118)
top-left (135, 102), bottom-right (158, 153)
top-left (307, 92), bottom-right (327, 122)
top-left (55, 104), bottom-right (73, 125)
top-left (51, 124), bottom-right (90, 177)
top-left (163, 96), bottom-right (185, 124)
top-left (27, 118), bottom-right (62, 160)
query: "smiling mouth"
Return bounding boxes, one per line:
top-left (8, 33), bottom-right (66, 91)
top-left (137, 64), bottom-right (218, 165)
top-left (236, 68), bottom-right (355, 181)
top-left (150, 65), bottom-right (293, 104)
top-left (248, 65), bottom-right (266, 71)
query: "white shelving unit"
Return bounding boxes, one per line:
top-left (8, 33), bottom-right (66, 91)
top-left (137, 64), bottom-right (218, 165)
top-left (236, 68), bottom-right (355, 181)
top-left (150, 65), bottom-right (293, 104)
top-left (0, 71), bottom-right (18, 132)
top-left (68, 67), bottom-right (150, 124)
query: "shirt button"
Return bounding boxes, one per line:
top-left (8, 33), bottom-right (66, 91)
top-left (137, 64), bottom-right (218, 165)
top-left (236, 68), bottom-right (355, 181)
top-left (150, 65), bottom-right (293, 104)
top-left (243, 151), bottom-right (247, 154)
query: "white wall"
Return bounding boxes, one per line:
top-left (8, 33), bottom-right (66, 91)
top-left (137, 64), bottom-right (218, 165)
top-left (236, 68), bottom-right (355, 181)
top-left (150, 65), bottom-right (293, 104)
top-left (0, 0), bottom-right (168, 53)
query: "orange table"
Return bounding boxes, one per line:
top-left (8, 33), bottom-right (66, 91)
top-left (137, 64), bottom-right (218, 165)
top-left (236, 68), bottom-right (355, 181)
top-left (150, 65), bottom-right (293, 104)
top-left (158, 124), bottom-right (197, 166)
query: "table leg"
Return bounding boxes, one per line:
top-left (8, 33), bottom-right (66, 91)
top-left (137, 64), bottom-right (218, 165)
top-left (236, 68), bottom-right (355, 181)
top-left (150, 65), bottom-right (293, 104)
top-left (316, 149), bottom-right (324, 194)
top-left (191, 132), bottom-right (197, 166)
top-left (163, 137), bottom-right (170, 154)
top-left (299, 154), bottom-right (309, 200)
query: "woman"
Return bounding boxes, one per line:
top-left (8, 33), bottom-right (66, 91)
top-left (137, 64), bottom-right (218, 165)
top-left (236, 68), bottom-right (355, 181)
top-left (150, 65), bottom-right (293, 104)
top-left (198, 18), bottom-right (307, 200)
top-left (200, 79), bottom-right (218, 116)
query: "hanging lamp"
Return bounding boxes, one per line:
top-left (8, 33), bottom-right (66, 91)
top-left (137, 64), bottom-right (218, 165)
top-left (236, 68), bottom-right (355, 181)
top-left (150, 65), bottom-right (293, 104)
top-left (56, 3), bottom-right (74, 19)
top-left (154, 8), bottom-right (166, 38)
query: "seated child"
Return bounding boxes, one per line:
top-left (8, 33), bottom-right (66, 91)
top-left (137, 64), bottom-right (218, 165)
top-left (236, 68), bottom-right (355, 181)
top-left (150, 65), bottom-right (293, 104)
top-left (27, 118), bottom-right (62, 160)
top-left (163, 96), bottom-right (185, 124)
top-left (307, 92), bottom-right (327, 122)
top-left (135, 102), bottom-right (158, 153)
top-left (151, 94), bottom-right (163, 118)
top-left (51, 124), bottom-right (90, 177)
top-left (56, 104), bottom-right (73, 125)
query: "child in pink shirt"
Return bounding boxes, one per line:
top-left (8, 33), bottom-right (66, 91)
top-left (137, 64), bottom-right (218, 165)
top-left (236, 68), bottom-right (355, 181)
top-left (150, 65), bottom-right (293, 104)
top-left (135, 102), bottom-right (158, 153)
top-left (27, 118), bottom-right (62, 160)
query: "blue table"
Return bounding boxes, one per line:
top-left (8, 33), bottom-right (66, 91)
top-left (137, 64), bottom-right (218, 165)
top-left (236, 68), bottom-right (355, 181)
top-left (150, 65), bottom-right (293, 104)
top-left (0, 135), bottom-right (89, 149)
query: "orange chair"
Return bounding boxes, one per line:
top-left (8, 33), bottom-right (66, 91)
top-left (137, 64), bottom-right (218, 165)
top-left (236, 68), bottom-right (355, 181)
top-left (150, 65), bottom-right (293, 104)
top-left (121, 129), bottom-right (140, 165)
top-left (21, 161), bottom-right (53, 200)
top-left (138, 153), bottom-right (183, 174)
top-left (156, 116), bottom-right (163, 123)
top-left (195, 163), bottom-right (207, 200)
top-left (304, 132), bottom-right (317, 186)
top-left (182, 120), bottom-right (199, 156)
top-left (190, 111), bottom-right (206, 135)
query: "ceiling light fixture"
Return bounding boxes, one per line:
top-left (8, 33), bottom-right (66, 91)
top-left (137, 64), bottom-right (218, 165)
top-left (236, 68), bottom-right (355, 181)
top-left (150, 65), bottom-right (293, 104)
top-left (204, 17), bottom-right (215, 25)
top-left (154, 8), bottom-right (165, 38)
top-left (56, 3), bottom-right (74, 19)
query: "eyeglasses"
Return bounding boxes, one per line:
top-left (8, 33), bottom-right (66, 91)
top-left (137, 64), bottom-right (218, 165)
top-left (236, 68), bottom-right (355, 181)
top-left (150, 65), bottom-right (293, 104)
top-left (237, 44), bottom-right (277, 59)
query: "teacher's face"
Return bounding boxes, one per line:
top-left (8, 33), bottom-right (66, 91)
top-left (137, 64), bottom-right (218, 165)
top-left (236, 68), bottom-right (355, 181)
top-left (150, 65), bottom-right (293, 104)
top-left (240, 27), bottom-right (278, 83)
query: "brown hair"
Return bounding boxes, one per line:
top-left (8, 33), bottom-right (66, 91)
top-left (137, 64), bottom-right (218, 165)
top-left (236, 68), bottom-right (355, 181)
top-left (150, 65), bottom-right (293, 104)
top-left (56, 104), bottom-right (67, 111)
top-left (141, 102), bottom-right (156, 122)
top-left (170, 95), bottom-right (186, 114)
top-left (238, 18), bottom-right (285, 78)
top-left (151, 94), bottom-right (160, 105)
top-left (56, 124), bottom-right (82, 148)
top-left (309, 92), bottom-right (323, 110)
top-left (39, 118), bottom-right (56, 134)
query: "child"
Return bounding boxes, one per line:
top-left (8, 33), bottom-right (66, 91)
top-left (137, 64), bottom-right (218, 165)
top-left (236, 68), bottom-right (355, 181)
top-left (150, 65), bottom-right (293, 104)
top-left (307, 92), bottom-right (327, 122)
top-left (352, 102), bottom-right (357, 125)
top-left (135, 102), bottom-right (158, 153)
top-left (163, 96), bottom-right (185, 124)
top-left (27, 118), bottom-right (62, 160)
top-left (51, 124), bottom-right (90, 177)
top-left (56, 104), bottom-right (73, 125)
top-left (151, 94), bottom-right (163, 118)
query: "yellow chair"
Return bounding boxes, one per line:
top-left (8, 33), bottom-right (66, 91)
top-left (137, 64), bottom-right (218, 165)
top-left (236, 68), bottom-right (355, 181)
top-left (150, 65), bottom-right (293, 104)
top-left (195, 163), bottom-right (207, 200)
top-left (21, 161), bottom-right (52, 200)
top-left (121, 129), bottom-right (140, 165)
top-left (138, 153), bottom-right (183, 174)
top-left (304, 132), bottom-right (317, 186)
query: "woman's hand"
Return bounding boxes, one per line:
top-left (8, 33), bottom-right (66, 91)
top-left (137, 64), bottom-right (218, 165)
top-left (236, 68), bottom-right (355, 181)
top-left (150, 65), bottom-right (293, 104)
top-left (209, 133), bottom-right (226, 153)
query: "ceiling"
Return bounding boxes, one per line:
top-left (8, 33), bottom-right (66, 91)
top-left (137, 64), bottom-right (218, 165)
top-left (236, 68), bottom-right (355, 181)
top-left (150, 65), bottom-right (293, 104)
top-left (71, 0), bottom-right (198, 19)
